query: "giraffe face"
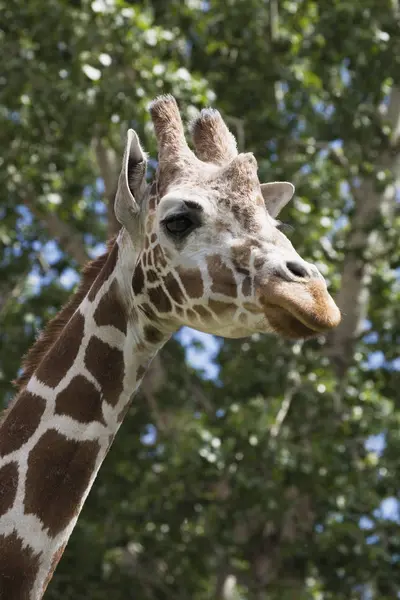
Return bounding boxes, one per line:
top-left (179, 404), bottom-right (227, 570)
top-left (131, 179), bottom-right (339, 340)
top-left (118, 96), bottom-right (341, 340)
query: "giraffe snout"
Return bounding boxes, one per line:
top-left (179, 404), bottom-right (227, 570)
top-left (255, 251), bottom-right (341, 338)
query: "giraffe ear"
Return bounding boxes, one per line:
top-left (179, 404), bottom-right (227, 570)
top-left (115, 129), bottom-right (147, 235)
top-left (260, 182), bottom-right (295, 218)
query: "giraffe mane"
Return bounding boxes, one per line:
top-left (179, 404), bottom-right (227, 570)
top-left (13, 236), bottom-right (117, 391)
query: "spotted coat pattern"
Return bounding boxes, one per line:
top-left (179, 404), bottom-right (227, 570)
top-left (0, 240), bottom-right (165, 600)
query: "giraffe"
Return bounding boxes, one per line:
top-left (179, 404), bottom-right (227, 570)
top-left (0, 95), bottom-right (341, 599)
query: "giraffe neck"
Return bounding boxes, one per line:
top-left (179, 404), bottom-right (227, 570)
top-left (0, 230), bottom-right (170, 600)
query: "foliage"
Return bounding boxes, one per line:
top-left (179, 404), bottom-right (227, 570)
top-left (0, 0), bottom-right (399, 598)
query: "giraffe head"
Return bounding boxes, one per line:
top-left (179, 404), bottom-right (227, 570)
top-left (115, 95), bottom-right (340, 340)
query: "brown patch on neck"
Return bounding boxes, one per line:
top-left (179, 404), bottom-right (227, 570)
top-left (0, 391), bottom-right (46, 457)
top-left (87, 242), bottom-right (119, 302)
top-left (132, 261), bottom-right (145, 295)
top-left (24, 429), bottom-right (100, 537)
top-left (84, 337), bottom-right (125, 406)
top-left (14, 237), bottom-right (117, 392)
top-left (55, 375), bottom-right (106, 425)
top-left (93, 280), bottom-right (127, 334)
top-left (0, 462), bottom-right (18, 516)
top-left (35, 311), bottom-right (85, 388)
top-left (0, 531), bottom-right (41, 599)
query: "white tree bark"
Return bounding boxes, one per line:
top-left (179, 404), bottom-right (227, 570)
top-left (93, 137), bottom-right (121, 238)
top-left (327, 86), bottom-right (400, 376)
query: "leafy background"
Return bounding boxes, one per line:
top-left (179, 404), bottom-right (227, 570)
top-left (0, 0), bottom-right (399, 598)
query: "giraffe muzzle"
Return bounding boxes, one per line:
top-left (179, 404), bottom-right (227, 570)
top-left (259, 277), bottom-right (341, 339)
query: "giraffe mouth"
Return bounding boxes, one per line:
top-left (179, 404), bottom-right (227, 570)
top-left (260, 278), bottom-right (341, 339)
top-left (262, 304), bottom-right (324, 339)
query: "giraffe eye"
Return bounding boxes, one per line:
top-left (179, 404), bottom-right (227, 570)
top-left (164, 215), bottom-right (195, 237)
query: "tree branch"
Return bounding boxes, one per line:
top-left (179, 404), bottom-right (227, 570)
top-left (270, 371), bottom-right (301, 438)
top-left (25, 198), bottom-right (89, 267)
top-left (93, 137), bottom-right (121, 239)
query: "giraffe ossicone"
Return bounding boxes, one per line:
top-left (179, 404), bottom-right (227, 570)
top-left (0, 95), bottom-right (340, 599)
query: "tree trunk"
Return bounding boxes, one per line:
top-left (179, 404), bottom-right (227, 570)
top-left (327, 86), bottom-right (400, 377)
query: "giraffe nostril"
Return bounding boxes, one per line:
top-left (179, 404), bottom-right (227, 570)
top-left (285, 261), bottom-right (310, 279)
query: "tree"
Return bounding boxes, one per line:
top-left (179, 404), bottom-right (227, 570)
top-left (0, 0), bottom-right (211, 404)
top-left (1, 0), bottom-right (399, 598)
